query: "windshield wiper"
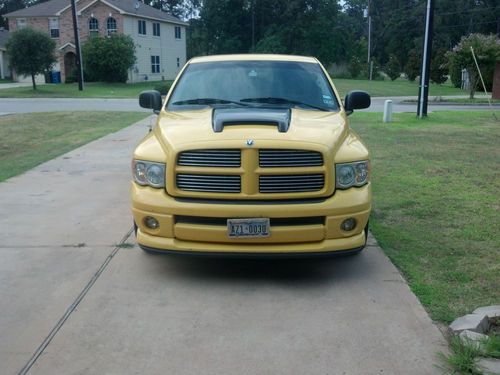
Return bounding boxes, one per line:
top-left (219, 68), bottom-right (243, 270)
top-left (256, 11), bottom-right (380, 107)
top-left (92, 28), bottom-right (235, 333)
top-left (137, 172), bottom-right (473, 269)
top-left (239, 97), bottom-right (329, 111)
top-left (171, 98), bottom-right (249, 107)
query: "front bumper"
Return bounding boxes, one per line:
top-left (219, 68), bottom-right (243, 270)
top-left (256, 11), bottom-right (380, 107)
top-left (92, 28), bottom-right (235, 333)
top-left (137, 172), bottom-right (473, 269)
top-left (131, 183), bottom-right (371, 254)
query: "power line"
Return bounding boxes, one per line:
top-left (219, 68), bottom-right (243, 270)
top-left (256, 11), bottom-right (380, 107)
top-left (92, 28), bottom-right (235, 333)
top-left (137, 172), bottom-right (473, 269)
top-left (435, 20), bottom-right (499, 29)
top-left (435, 6), bottom-right (499, 17)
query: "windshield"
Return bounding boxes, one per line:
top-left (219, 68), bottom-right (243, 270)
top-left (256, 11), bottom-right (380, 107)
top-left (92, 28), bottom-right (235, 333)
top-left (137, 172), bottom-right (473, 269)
top-left (167, 60), bottom-right (339, 112)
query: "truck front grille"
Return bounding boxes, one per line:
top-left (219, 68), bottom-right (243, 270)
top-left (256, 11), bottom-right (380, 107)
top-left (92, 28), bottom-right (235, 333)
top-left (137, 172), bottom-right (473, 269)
top-left (178, 149), bottom-right (241, 167)
top-left (176, 174), bottom-right (241, 193)
top-left (259, 149), bottom-right (323, 167)
top-left (175, 148), bottom-right (327, 196)
top-left (259, 174), bottom-right (324, 193)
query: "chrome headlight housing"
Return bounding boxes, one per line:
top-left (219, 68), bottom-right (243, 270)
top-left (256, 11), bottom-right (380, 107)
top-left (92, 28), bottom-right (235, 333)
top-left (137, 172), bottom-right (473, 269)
top-left (132, 160), bottom-right (165, 188)
top-left (335, 160), bottom-right (370, 189)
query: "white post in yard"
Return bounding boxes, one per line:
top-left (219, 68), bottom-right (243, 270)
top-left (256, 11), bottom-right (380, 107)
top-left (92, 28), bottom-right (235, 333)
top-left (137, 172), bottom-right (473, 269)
top-left (383, 100), bottom-right (393, 123)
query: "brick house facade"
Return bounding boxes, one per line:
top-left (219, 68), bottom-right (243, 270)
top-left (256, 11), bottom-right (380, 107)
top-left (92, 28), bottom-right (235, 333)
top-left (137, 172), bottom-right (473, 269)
top-left (6, 0), bottom-right (187, 83)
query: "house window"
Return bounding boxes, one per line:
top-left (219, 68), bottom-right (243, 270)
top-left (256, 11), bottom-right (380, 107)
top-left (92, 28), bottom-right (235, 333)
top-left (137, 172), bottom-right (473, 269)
top-left (153, 22), bottom-right (160, 37)
top-left (89, 17), bottom-right (99, 35)
top-left (138, 20), bottom-right (146, 35)
top-left (17, 18), bottom-right (27, 29)
top-left (49, 18), bottom-right (59, 38)
top-left (106, 17), bottom-right (117, 35)
top-left (151, 56), bottom-right (160, 73)
top-left (176, 57), bottom-right (180, 67)
top-left (174, 26), bottom-right (181, 39)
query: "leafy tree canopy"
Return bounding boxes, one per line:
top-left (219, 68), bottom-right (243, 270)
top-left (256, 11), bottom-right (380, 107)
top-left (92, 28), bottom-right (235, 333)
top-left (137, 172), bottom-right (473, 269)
top-left (187, 0), bottom-right (499, 81)
top-left (446, 33), bottom-right (500, 98)
top-left (5, 27), bottom-right (56, 89)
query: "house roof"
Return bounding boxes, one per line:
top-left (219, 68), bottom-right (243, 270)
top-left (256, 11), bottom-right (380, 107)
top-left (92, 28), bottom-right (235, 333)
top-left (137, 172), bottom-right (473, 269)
top-left (4, 0), bottom-right (187, 25)
top-left (0, 29), bottom-right (10, 50)
top-left (5, 0), bottom-right (70, 17)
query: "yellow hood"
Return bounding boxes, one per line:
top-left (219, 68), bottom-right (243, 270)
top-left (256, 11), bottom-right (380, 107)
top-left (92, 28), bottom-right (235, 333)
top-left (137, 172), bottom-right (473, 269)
top-left (154, 108), bottom-right (348, 156)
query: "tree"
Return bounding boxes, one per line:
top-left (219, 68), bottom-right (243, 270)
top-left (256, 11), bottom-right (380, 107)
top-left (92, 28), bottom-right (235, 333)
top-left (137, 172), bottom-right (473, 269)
top-left (1, 0), bottom-right (26, 29)
top-left (253, 26), bottom-right (286, 54)
top-left (385, 54), bottom-right (401, 81)
top-left (82, 34), bottom-right (136, 83)
top-left (341, 0), bottom-right (499, 70)
top-left (430, 48), bottom-right (448, 85)
top-left (5, 27), bottom-right (56, 89)
top-left (405, 49), bottom-right (420, 82)
top-left (446, 33), bottom-right (500, 99)
top-left (141, 0), bottom-right (201, 19)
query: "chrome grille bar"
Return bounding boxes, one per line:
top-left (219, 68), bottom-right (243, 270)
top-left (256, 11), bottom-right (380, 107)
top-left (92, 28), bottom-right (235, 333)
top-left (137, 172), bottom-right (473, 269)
top-left (260, 174), bottom-right (324, 193)
top-left (178, 149), bottom-right (241, 167)
top-left (177, 174), bottom-right (241, 193)
top-left (259, 149), bottom-right (323, 167)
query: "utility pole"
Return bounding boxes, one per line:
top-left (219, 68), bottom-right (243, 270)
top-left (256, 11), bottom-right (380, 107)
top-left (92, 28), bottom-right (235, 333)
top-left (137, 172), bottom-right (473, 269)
top-left (417, 0), bottom-right (434, 118)
top-left (70, 0), bottom-right (84, 91)
top-left (364, 0), bottom-right (372, 80)
top-left (251, 0), bottom-right (255, 51)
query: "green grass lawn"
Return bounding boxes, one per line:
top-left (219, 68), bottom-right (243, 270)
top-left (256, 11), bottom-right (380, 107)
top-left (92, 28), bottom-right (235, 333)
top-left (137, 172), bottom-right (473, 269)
top-left (333, 78), bottom-right (466, 97)
top-left (350, 111), bottom-right (500, 323)
top-left (0, 112), bottom-right (147, 181)
top-left (0, 81), bottom-right (172, 98)
top-left (0, 78), bottom-right (466, 98)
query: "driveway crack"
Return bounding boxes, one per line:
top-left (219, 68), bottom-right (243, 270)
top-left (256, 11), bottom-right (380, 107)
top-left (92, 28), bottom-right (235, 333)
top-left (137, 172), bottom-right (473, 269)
top-left (17, 226), bottom-right (134, 375)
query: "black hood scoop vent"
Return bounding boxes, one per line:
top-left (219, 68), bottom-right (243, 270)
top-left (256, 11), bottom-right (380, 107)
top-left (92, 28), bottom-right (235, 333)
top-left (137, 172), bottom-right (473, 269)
top-left (212, 108), bottom-right (291, 133)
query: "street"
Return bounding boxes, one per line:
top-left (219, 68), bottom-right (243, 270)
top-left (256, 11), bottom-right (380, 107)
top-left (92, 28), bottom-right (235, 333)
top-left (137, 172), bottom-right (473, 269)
top-left (0, 96), bottom-right (498, 115)
top-left (0, 117), bottom-right (448, 374)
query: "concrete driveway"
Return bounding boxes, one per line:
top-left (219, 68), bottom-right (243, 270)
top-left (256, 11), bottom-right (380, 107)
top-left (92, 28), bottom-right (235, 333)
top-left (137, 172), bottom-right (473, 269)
top-left (0, 117), bottom-right (448, 375)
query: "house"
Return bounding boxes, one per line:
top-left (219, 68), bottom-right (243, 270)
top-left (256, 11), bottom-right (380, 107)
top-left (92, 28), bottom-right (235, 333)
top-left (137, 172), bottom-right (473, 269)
top-left (0, 28), bottom-right (10, 79)
top-left (5, 0), bottom-right (187, 83)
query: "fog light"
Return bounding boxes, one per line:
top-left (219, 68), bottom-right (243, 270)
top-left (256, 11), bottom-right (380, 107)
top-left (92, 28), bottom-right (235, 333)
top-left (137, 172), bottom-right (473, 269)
top-left (341, 218), bottom-right (357, 232)
top-left (144, 216), bottom-right (159, 229)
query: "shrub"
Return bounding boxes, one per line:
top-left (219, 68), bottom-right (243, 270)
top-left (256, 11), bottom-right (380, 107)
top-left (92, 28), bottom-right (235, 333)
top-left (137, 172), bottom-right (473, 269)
top-left (405, 49), bottom-right (420, 82)
top-left (449, 62), bottom-right (462, 88)
top-left (348, 56), bottom-right (363, 79)
top-left (327, 63), bottom-right (351, 79)
top-left (430, 48), bottom-right (448, 84)
top-left (83, 34), bottom-right (136, 83)
top-left (385, 54), bottom-right (401, 81)
top-left (153, 82), bottom-right (172, 95)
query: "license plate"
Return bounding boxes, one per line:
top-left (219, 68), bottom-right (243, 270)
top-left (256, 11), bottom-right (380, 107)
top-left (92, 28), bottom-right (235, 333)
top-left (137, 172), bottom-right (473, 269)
top-left (227, 218), bottom-right (270, 238)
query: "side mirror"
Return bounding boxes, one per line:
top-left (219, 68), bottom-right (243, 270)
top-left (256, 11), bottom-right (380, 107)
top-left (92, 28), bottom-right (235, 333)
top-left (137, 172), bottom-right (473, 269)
top-left (344, 90), bottom-right (371, 115)
top-left (139, 90), bottom-right (162, 113)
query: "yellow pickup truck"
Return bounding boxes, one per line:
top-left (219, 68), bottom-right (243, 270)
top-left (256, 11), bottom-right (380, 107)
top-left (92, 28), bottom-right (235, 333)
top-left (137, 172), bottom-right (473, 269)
top-left (132, 54), bottom-right (371, 256)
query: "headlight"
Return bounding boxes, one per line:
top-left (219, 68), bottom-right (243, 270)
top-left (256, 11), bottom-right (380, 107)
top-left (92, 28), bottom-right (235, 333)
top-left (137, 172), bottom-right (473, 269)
top-left (132, 160), bottom-right (165, 188)
top-left (335, 160), bottom-right (370, 189)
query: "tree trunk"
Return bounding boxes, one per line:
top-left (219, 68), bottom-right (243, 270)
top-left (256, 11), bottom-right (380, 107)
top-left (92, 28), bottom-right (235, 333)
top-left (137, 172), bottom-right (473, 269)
top-left (31, 73), bottom-right (37, 90)
top-left (468, 70), bottom-right (478, 100)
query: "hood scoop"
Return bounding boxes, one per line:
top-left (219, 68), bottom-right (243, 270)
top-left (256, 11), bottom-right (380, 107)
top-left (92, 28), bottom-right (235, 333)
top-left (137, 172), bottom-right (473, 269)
top-left (212, 108), bottom-right (291, 133)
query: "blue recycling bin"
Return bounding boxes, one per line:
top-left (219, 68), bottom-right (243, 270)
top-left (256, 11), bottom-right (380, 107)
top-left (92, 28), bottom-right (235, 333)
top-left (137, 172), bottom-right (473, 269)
top-left (51, 71), bottom-right (61, 84)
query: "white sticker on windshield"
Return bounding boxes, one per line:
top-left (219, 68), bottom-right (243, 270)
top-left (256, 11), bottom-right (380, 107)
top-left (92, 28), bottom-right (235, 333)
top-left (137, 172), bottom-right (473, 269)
top-left (322, 94), bottom-right (332, 99)
top-left (248, 70), bottom-right (258, 77)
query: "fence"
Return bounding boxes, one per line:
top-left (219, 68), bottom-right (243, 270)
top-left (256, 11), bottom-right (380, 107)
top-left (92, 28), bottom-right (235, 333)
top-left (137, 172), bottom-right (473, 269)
top-left (461, 68), bottom-right (470, 91)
